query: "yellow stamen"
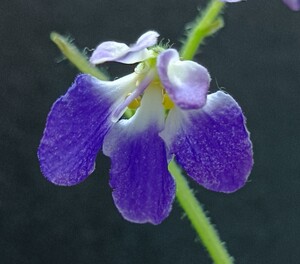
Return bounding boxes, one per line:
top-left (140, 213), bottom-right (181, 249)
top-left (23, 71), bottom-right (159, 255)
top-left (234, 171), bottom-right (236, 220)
top-left (162, 94), bottom-right (174, 109)
top-left (128, 96), bottom-right (141, 109)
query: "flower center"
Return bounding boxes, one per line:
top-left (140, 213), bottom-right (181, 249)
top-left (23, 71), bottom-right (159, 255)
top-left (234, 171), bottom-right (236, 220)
top-left (127, 52), bottom-right (175, 111)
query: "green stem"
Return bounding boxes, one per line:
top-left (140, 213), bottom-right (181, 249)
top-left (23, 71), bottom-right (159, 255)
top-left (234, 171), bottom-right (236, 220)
top-left (180, 0), bottom-right (225, 60)
top-left (50, 32), bottom-right (109, 81)
top-left (169, 160), bottom-right (233, 264)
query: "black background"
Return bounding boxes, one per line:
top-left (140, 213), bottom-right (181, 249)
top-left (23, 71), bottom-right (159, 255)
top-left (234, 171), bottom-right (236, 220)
top-left (1, 0), bottom-right (300, 263)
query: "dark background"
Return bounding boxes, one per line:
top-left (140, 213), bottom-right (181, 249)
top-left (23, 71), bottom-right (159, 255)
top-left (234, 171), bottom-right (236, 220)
top-left (1, 0), bottom-right (300, 263)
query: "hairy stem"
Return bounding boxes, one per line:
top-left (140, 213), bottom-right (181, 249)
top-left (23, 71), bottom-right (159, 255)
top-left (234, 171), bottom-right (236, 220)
top-left (180, 0), bottom-right (225, 60)
top-left (169, 160), bottom-right (233, 264)
top-left (50, 32), bottom-right (109, 81)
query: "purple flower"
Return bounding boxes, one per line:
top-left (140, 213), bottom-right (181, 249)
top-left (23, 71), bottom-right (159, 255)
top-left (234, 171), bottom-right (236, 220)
top-left (38, 31), bottom-right (253, 224)
top-left (283, 0), bottom-right (300, 10)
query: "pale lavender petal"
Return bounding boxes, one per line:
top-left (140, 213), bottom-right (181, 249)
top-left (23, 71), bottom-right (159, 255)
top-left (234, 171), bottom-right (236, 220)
top-left (90, 41), bottom-right (130, 64)
top-left (160, 91), bottom-right (253, 193)
top-left (103, 86), bottom-right (175, 224)
top-left (157, 49), bottom-right (210, 110)
top-left (130, 31), bottom-right (159, 52)
top-left (90, 31), bottom-right (159, 65)
top-left (114, 49), bottom-right (152, 64)
top-left (283, 0), bottom-right (300, 10)
top-left (38, 73), bottom-right (137, 186)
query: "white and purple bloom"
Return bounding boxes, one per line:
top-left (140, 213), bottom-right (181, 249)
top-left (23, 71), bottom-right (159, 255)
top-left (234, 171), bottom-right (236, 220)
top-left (38, 31), bottom-right (253, 224)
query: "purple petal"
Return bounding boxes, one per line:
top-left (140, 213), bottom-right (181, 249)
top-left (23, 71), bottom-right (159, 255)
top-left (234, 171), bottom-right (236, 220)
top-left (130, 31), bottom-right (160, 51)
top-left (38, 74), bottom-right (137, 186)
top-left (160, 91), bottom-right (253, 193)
top-left (157, 49), bottom-right (211, 110)
top-left (283, 0), bottom-right (300, 10)
top-left (103, 86), bottom-right (175, 224)
top-left (90, 41), bottom-right (130, 64)
top-left (90, 31), bottom-right (159, 65)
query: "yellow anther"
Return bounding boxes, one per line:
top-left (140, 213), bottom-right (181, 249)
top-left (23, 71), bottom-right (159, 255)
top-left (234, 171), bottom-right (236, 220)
top-left (128, 96), bottom-right (141, 109)
top-left (162, 94), bottom-right (174, 109)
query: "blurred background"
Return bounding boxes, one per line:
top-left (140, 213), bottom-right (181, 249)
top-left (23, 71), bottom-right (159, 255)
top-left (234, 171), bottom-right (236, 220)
top-left (1, 0), bottom-right (300, 263)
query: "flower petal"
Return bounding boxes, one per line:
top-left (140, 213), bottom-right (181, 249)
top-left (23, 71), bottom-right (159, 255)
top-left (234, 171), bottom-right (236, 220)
top-left (283, 0), bottom-right (300, 11)
top-left (130, 31), bottom-right (160, 51)
top-left (38, 73), bottom-right (137, 186)
top-left (90, 41), bottom-right (130, 64)
top-left (90, 31), bottom-right (159, 64)
top-left (160, 91), bottom-right (253, 193)
top-left (103, 85), bottom-right (175, 224)
top-left (157, 49), bottom-right (210, 110)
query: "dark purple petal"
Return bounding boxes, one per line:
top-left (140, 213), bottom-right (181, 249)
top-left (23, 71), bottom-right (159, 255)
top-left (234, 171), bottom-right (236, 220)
top-left (38, 74), bottom-right (136, 186)
top-left (160, 91), bottom-right (253, 193)
top-left (157, 49), bottom-right (210, 110)
top-left (283, 0), bottom-right (300, 10)
top-left (103, 86), bottom-right (175, 224)
top-left (90, 31), bottom-right (159, 65)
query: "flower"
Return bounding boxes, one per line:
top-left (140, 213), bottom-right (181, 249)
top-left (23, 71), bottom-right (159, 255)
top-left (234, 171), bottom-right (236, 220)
top-left (38, 31), bottom-right (253, 224)
top-left (283, 0), bottom-right (300, 10)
